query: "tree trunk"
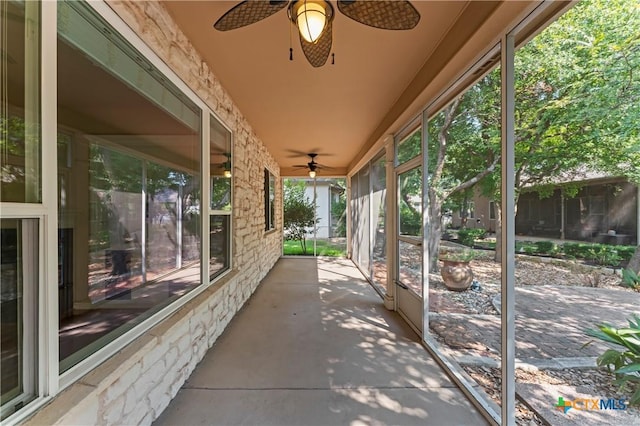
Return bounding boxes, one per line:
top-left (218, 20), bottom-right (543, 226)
top-left (628, 245), bottom-right (640, 274)
top-left (427, 191), bottom-right (444, 273)
top-left (494, 201), bottom-right (502, 263)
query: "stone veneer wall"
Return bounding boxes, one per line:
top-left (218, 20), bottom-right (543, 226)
top-left (25, 1), bottom-right (282, 424)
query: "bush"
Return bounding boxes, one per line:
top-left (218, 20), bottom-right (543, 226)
top-left (535, 240), bottom-right (557, 255)
top-left (562, 242), bottom-right (633, 265)
top-left (619, 246), bottom-right (638, 261)
top-left (563, 242), bottom-right (591, 258)
top-left (457, 228), bottom-right (487, 247)
top-left (622, 269), bottom-right (640, 290)
top-left (587, 246), bottom-right (622, 267)
top-left (586, 315), bottom-right (640, 405)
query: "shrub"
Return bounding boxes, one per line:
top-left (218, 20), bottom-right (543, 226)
top-left (562, 242), bottom-right (632, 265)
top-left (457, 228), bottom-right (487, 247)
top-left (619, 246), bottom-right (638, 261)
top-left (535, 240), bottom-right (557, 255)
top-left (586, 315), bottom-right (640, 405)
top-left (563, 242), bottom-right (591, 258)
top-left (622, 269), bottom-right (640, 291)
top-left (587, 246), bottom-right (622, 267)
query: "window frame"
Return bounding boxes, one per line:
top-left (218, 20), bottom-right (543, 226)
top-left (209, 112), bottom-right (233, 281)
top-left (264, 168), bottom-right (276, 232)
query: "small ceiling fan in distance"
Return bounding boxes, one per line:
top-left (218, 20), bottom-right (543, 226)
top-left (213, 0), bottom-right (420, 67)
top-left (293, 153), bottom-right (333, 178)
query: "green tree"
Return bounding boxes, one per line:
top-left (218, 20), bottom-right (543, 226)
top-left (283, 179), bottom-right (316, 254)
top-left (330, 181), bottom-right (347, 237)
top-left (425, 0), bottom-right (640, 271)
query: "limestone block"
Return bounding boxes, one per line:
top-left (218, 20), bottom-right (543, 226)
top-left (103, 360), bottom-right (140, 406)
top-left (102, 394), bottom-right (124, 425)
top-left (122, 386), bottom-right (138, 417)
top-left (163, 346), bottom-right (179, 370)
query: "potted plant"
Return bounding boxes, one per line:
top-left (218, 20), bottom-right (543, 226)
top-left (440, 249), bottom-right (475, 291)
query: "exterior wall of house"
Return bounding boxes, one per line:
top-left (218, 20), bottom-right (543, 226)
top-left (451, 191), bottom-right (496, 232)
top-left (305, 182), bottom-right (331, 238)
top-left (25, 1), bottom-right (282, 424)
top-left (516, 179), bottom-right (638, 245)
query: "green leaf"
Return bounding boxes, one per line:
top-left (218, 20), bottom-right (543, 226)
top-left (598, 349), bottom-right (625, 366)
top-left (616, 364), bottom-right (640, 374)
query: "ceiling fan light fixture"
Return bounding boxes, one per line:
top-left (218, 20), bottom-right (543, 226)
top-left (309, 170), bottom-right (317, 178)
top-left (224, 169), bottom-right (232, 178)
top-left (293, 0), bottom-right (330, 43)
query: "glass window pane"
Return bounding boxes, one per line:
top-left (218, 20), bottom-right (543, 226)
top-left (146, 163), bottom-right (179, 279)
top-left (398, 239), bottom-right (422, 296)
top-left (57, 1), bottom-right (202, 372)
top-left (1, 1), bottom-right (41, 203)
top-left (399, 167), bottom-right (422, 237)
top-left (209, 215), bottom-right (230, 279)
top-left (88, 146), bottom-right (143, 300)
top-left (210, 116), bottom-right (231, 211)
top-left (350, 174), bottom-right (359, 260)
top-left (396, 128), bottom-right (421, 165)
top-left (1, 219), bottom-right (38, 420)
top-left (357, 167), bottom-right (370, 274)
top-left (371, 155), bottom-right (387, 290)
top-left (265, 169), bottom-right (275, 231)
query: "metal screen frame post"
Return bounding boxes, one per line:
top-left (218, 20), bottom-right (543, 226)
top-left (500, 32), bottom-right (516, 426)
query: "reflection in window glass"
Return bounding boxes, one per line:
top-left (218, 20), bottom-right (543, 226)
top-left (210, 117), bottom-right (231, 211)
top-left (56, 1), bottom-right (201, 372)
top-left (265, 169), bottom-right (275, 231)
top-left (396, 128), bottom-right (421, 165)
top-left (0, 1), bottom-right (41, 203)
top-left (0, 219), bottom-right (38, 420)
top-left (209, 114), bottom-right (232, 279)
top-left (210, 215), bottom-right (230, 279)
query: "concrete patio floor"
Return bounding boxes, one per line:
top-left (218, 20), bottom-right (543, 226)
top-left (154, 257), bottom-right (488, 426)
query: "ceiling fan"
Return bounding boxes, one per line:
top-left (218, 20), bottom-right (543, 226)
top-left (211, 152), bottom-right (232, 178)
top-left (213, 0), bottom-right (420, 68)
top-left (293, 153), bottom-right (332, 178)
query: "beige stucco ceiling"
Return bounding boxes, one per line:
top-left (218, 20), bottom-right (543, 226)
top-left (163, 1), bottom-right (541, 177)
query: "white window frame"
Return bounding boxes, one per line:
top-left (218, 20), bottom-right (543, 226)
top-left (4, 1), bottom-right (235, 421)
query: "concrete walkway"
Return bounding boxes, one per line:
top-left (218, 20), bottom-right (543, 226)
top-left (155, 258), bottom-right (487, 425)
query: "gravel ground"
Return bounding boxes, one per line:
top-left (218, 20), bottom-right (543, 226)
top-left (430, 250), bottom-right (629, 315)
top-left (432, 250), bottom-right (638, 424)
top-left (463, 365), bottom-right (640, 425)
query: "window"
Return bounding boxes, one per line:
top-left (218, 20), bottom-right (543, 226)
top-left (265, 169), bottom-right (275, 231)
top-left (209, 114), bottom-right (231, 280)
top-left (467, 201), bottom-right (475, 219)
top-left (396, 127), bottom-right (421, 165)
top-left (1, 1), bottom-right (41, 203)
top-left (1, 1), bottom-right (41, 419)
top-left (0, 219), bottom-right (38, 420)
top-left (57, 1), bottom-right (202, 372)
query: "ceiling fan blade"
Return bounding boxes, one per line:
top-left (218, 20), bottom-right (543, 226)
top-left (337, 1), bottom-right (420, 30)
top-left (299, 20), bottom-right (333, 68)
top-left (214, 0), bottom-right (288, 31)
top-left (285, 149), bottom-right (335, 158)
top-left (316, 164), bottom-right (336, 170)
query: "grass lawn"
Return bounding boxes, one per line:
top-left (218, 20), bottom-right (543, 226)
top-left (283, 239), bottom-right (346, 257)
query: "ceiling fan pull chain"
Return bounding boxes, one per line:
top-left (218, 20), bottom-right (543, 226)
top-left (289, 19), bottom-right (293, 61)
top-left (331, 53), bottom-right (335, 65)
